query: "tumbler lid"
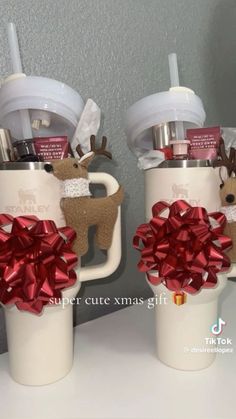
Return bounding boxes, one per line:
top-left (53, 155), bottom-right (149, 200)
top-left (125, 87), bottom-right (206, 157)
top-left (0, 76), bottom-right (84, 140)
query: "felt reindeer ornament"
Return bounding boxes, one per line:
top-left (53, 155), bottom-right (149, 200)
top-left (213, 138), bottom-right (236, 262)
top-left (44, 136), bottom-right (124, 256)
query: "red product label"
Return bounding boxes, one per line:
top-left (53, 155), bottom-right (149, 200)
top-left (186, 126), bottom-right (221, 160)
top-left (34, 136), bottom-right (68, 161)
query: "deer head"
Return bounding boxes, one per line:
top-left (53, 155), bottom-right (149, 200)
top-left (44, 135), bottom-right (112, 181)
top-left (213, 138), bottom-right (236, 206)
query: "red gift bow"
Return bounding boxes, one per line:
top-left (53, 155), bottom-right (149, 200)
top-left (133, 200), bottom-right (232, 294)
top-left (0, 214), bottom-right (78, 314)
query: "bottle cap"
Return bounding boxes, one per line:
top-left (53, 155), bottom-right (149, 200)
top-left (170, 139), bottom-right (190, 157)
top-left (13, 139), bottom-right (36, 158)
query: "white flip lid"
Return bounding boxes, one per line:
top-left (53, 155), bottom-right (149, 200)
top-left (0, 76), bottom-right (84, 140)
top-left (125, 86), bottom-right (206, 157)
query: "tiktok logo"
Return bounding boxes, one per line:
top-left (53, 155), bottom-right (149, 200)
top-left (211, 318), bottom-right (226, 336)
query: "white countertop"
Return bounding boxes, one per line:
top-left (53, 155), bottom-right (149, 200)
top-left (0, 282), bottom-right (235, 419)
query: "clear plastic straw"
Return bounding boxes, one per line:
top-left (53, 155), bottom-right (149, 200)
top-left (168, 53), bottom-right (180, 87)
top-left (168, 53), bottom-right (185, 141)
top-left (7, 22), bottom-right (32, 139)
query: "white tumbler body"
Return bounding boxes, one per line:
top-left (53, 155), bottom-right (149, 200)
top-left (0, 165), bottom-right (122, 384)
top-left (144, 165), bottom-right (226, 370)
top-left (149, 276), bottom-right (227, 370)
top-left (0, 165), bottom-right (78, 385)
top-left (0, 167), bottom-right (65, 225)
top-left (145, 166), bottom-right (221, 219)
top-left (4, 282), bottom-right (81, 385)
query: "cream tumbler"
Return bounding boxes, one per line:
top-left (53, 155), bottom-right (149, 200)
top-left (144, 161), bottom-right (234, 370)
top-left (0, 162), bottom-right (122, 385)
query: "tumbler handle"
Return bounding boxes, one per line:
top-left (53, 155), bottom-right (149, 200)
top-left (78, 172), bottom-right (122, 282)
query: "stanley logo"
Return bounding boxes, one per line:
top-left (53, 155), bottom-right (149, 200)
top-left (4, 188), bottom-right (50, 214)
top-left (172, 183), bottom-right (189, 199)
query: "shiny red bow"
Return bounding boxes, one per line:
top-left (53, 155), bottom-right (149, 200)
top-left (133, 200), bottom-right (232, 294)
top-left (0, 214), bottom-right (78, 314)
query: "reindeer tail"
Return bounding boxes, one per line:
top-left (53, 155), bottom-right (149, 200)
top-left (110, 186), bottom-right (124, 206)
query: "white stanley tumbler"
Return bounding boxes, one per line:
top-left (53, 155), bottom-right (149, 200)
top-left (0, 162), bottom-right (122, 385)
top-left (125, 63), bottom-right (235, 370)
top-left (145, 160), bottom-right (235, 370)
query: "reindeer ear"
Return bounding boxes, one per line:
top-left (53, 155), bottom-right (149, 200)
top-left (219, 166), bottom-right (229, 184)
top-left (79, 151), bottom-right (95, 168)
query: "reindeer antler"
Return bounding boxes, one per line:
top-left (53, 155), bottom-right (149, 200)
top-left (76, 143), bottom-right (86, 158)
top-left (76, 135), bottom-right (112, 159)
top-left (213, 138), bottom-right (236, 177)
